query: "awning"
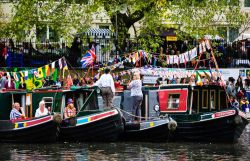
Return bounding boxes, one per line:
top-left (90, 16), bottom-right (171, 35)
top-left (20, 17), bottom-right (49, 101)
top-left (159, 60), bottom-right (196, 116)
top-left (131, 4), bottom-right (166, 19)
top-left (84, 28), bottom-right (114, 37)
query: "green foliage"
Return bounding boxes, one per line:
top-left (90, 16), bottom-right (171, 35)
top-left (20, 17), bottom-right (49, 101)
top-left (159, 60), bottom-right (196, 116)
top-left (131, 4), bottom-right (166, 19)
top-left (2, 0), bottom-right (247, 51)
top-left (6, 0), bottom-right (96, 44)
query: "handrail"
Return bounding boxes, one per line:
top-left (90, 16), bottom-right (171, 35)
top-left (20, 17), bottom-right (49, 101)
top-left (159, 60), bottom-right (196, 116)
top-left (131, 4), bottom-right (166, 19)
top-left (76, 89), bottom-right (96, 117)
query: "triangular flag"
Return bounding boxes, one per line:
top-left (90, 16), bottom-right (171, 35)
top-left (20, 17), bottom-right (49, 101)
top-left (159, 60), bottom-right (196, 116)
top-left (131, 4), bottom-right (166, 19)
top-left (45, 65), bottom-right (50, 76)
top-left (51, 61), bottom-right (55, 73)
top-left (196, 71), bottom-right (203, 86)
top-left (59, 58), bottom-right (63, 69)
top-left (52, 68), bottom-right (58, 82)
top-left (33, 69), bottom-right (39, 78)
top-left (19, 71), bottom-right (24, 83)
top-left (38, 67), bottom-right (44, 78)
top-left (24, 71), bottom-right (28, 80)
top-left (13, 72), bottom-right (19, 81)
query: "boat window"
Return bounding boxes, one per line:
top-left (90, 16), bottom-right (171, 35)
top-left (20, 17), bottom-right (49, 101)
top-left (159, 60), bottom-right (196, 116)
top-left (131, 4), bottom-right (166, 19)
top-left (167, 94), bottom-right (180, 109)
top-left (42, 97), bottom-right (53, 109)
top-left (210, 90), bottom-right (216, 110)
top-left (192, 90), bottom-right (199, 113)
top-left (13, 94), bottom-right (26, 114)
top-left (202, 90), bottom-right (208, 109)
top-left (219, 90), bottom-right (228, 109)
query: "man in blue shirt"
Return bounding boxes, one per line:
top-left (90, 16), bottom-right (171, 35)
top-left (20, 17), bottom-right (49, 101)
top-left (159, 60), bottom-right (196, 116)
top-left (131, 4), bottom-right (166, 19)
top-left (10, 102), bottom-right (25, 120)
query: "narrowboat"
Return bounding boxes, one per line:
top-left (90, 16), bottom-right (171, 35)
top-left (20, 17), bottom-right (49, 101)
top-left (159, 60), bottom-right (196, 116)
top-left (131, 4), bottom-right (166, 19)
top-left (58, 86), bottom-right (124, 142)
top-left (119, 90), bottom-right (176, 142)
top-left (0, 89), bottom-right (60, 143)
top-left (121, 84), bottom-right (248, 142)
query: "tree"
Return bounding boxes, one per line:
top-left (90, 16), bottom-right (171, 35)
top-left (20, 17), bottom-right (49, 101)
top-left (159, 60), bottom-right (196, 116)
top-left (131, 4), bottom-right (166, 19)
top-left (94, 0), bottom-right (246, 51)
top-left (6, 0), bottom-right (95, 44)
top-left (4, 0), bottom-right (247, 51)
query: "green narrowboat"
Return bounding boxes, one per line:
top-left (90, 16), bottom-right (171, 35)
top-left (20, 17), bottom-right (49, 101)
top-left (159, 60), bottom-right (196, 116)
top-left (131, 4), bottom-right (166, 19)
top-left (57, 86), bottom-right (124, 142)
top-left (121, 84), bottom-right (248, 142)
top-left (0, 88), bottom-right (60, 143)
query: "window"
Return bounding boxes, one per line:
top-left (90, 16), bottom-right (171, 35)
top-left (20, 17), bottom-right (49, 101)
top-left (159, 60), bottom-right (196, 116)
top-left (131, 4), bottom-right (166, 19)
top-left (99, 25), bottom-right (110, 29)
top-left (210, 90), bottom-right (216, 110)
top-left (245, 0), bottom-right (250, 7)
top-left (219, 90), bottom-right (228, 109)
top-left (42, 97), bottom-right (53, 109)
top-left (202, 90), bottom-right (208, 109)
top-left (192, 90), bottom-right (199, 113)
top-left (168, 94), bottom-right (180, 109)
top-left (229, 28), bottom-right (239, 42)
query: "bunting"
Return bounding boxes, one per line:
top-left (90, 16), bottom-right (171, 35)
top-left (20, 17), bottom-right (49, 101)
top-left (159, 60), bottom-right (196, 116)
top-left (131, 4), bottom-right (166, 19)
top-left (45, 65), bottom-right (50, 77)
top-left (38, 67), bottom-right (44, 78)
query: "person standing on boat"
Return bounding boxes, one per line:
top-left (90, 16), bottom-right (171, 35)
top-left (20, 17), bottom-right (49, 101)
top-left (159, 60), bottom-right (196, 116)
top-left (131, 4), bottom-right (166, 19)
top-left (10, 102), bottom-right (25, 120)
top-left (128, 73), bottom-right (143, 122)
top-left (35, 100), bottom-right (49, 117)
top-left (64, 98), bottom-right (76, 119)
top-left (94, 68), bottom-right (115, 109)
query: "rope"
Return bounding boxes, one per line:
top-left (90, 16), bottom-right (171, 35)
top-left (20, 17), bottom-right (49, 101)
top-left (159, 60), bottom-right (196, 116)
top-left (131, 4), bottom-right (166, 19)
top-left (119, 108), bottom-right (166, 120)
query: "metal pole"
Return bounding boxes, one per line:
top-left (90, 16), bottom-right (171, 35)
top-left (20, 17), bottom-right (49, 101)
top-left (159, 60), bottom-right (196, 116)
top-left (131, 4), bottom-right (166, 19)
top-left (115, 12), bottom-right (118, 59)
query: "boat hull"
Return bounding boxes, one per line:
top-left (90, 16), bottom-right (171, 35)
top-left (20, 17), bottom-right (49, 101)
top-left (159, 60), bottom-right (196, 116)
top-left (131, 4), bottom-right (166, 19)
top-left (171, 113), bottom-right (248, 143)
top-left (0, 116), bottom-right (58, 143)
top-left (59, 109), bottom-right (124, 142)
top-left (121, 119), bottom-right (174, 142)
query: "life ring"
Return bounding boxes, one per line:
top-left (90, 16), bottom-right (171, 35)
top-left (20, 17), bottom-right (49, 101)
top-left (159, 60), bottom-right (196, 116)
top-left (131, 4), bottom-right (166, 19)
top-left (234, 115), bottom-right (242, 125)
top-left (53, 113), bottom-right (62, 124)
top-left (168, 119), bottom-right (177, 131)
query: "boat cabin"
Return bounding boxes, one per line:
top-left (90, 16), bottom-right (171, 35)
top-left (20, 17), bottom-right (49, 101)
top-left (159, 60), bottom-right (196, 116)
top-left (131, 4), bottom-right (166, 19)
top-left (0, 86), bottom-right (100, 120)
top-left (121, 84), bottom-right (229, 121)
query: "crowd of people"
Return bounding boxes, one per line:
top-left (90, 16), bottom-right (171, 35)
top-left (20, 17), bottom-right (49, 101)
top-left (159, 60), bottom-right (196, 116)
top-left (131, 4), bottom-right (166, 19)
top-left (226, 75), bottom-right (250, 112)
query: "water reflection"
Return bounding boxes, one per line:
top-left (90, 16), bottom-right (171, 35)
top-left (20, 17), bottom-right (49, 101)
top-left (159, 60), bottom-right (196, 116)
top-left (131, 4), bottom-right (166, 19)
top-left (1, 125), bottom-right (250, 161)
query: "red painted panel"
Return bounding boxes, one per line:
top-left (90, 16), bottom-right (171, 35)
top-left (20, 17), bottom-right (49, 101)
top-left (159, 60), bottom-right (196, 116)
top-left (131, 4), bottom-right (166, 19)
top-left (158, 89), bottom-right (188, 112)
top-left (26, 116), bottom-right (52, 126)
top-left (90, 110), bottom-right (116, 121)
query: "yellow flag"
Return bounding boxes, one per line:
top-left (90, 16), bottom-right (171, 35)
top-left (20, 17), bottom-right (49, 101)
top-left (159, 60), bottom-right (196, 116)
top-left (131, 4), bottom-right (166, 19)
top-left (38, 67), bottom-right (44, 78)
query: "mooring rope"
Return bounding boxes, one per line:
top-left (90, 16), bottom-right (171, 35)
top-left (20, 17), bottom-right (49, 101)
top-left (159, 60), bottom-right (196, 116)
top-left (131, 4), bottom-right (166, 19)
top-left (119, 108), bottom-right (168, 120)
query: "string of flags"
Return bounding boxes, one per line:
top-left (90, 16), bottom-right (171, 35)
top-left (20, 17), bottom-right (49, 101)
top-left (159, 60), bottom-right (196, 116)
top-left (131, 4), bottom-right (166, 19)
top-left (2, 57), bottom-right (68, 84)
top-left (125, 39), bottom-right (211, 65)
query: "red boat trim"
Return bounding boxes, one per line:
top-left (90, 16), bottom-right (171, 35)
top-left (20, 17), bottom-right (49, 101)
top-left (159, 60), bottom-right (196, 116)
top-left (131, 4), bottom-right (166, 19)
top-left (76, 109), bottom-right (118, 126)
top-left (14, 115), bottom-right (53, 130)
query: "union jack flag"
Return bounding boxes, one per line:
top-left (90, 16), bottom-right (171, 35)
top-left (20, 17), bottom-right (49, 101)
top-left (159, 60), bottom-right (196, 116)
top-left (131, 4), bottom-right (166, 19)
top-left (81, 46), bottom-right (96, 68)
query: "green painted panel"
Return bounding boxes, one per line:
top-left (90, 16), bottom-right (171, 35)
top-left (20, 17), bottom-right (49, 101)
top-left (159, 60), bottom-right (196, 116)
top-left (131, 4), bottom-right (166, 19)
top-left (0, 93), bottom-right (13, 120)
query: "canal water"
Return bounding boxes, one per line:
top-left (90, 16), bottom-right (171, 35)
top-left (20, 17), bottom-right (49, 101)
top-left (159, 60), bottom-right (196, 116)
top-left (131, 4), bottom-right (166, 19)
top-left (1, 125), bottom-right (250, 161)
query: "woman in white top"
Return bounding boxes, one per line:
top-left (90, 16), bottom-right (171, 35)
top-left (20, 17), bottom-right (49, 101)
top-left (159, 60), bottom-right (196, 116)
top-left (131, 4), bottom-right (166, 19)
top-left (35, 100), bottom-right (49, 117)
top-left (128, 73), bottom-right (143, 122)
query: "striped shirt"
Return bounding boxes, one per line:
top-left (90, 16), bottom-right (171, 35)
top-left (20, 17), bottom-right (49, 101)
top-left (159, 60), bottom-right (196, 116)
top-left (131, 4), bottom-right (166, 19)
top-left (10, 108), bottom-right (22, 120)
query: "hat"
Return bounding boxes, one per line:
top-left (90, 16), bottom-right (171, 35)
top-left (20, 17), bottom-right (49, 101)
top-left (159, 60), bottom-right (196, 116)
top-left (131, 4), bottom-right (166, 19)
top-left (67, 98), bottom-right (74, 104)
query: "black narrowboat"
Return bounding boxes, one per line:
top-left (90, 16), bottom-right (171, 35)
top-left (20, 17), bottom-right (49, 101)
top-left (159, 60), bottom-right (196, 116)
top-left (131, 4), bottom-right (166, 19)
top-left (0, 89), bottom-right (59, 143)
top-left (119, 90), bottom-right (176, 142)
top-left (152, 84), bottom-right (248, 142)
top-left (58, 86), bottom-right (124, 142)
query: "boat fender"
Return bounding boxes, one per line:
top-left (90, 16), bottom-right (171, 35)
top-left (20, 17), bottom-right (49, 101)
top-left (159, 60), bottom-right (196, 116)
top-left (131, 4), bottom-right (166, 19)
top-left (53, 113), bottom-right (62, 124)
top-left (168, 120), bottom-right (177, 132)
top-left (234, 115), bottom-right (242, 125)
